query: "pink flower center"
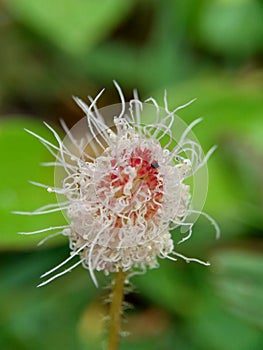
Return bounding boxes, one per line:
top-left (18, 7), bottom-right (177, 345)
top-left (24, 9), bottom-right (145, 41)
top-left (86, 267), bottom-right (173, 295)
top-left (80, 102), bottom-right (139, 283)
top-left (98, 147), bottom-right (164, 228)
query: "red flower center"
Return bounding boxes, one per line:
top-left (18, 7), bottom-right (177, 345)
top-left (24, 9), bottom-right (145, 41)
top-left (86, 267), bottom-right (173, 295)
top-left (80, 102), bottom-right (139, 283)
top-left (98, 147), bottom-right (164, 228)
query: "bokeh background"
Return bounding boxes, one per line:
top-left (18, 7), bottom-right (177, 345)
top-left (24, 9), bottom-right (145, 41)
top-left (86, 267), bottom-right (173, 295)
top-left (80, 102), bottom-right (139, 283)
top-left (0, 1), bottom-right (263, 349)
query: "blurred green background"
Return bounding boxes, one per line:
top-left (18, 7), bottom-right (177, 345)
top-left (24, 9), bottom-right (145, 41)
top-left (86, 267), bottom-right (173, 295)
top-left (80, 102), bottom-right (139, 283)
top-left (0, 0), bottom-right (263, 349)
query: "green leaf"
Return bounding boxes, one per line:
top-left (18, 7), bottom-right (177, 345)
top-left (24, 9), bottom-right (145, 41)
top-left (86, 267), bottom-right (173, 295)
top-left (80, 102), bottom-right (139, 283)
top-left (6, 0), bottom-right (133, 54)
top-left (0, 118), bottom-right (65, 250)
top-left (212, 250), bottom-right (263, 330)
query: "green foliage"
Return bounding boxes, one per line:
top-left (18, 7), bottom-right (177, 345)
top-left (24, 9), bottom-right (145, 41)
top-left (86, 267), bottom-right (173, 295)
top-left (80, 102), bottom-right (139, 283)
top-left (212, 250), bottom-right (263, 330)
top-left (0, 118), bottom-right (65, 249)
top-left (6, 0), bottom-right (134, 54)
top-left (198, 1), bottom-right (263, 59)
top-left (188, 291), bottom-right (263, 350)
top-left (0, 248), bottom-right (99, 350)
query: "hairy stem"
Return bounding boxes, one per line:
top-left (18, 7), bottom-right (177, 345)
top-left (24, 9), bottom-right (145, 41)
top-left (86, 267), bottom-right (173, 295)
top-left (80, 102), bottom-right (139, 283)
top-left (108, 270), bottom-right (126, 350)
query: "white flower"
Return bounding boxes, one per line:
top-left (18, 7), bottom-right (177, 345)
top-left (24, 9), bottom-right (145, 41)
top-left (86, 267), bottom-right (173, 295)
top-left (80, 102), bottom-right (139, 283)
top-left (17, 82), bottom-right (220, 287)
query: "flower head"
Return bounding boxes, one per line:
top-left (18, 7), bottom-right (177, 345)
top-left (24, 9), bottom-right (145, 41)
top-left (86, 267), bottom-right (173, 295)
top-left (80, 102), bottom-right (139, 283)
top-left (17, 82), bottom-right (220, 287)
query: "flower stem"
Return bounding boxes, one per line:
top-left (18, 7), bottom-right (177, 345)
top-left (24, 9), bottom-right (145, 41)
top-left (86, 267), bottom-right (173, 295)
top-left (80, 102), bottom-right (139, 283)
top-left (108, 270), bottom-right (126, 350)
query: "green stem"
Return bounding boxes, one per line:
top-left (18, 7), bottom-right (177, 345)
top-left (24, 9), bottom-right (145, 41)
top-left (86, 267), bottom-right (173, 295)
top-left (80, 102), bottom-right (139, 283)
top-left (108, 270), bottom-right (126, 350)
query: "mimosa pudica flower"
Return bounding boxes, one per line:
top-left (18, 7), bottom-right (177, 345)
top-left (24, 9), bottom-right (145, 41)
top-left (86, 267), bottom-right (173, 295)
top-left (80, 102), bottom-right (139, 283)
top-left (16, 82), bottom-right (220, 287)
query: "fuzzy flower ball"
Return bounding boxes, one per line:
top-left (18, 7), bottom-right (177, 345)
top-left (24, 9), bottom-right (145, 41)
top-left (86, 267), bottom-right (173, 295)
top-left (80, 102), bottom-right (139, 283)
top-left (18, 82), bottom-right (219, 287)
